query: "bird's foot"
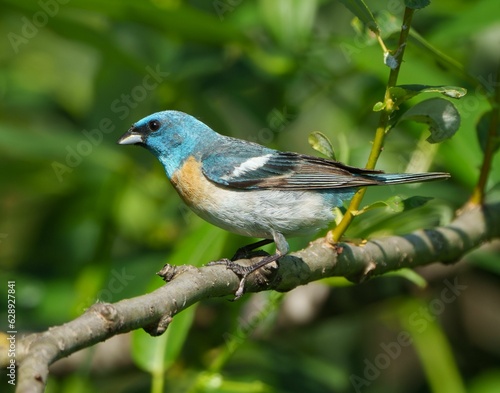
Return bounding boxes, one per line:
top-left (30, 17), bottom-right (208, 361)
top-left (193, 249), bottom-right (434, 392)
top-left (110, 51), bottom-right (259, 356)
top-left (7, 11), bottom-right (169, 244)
top-left (207, 258), bottom-right (255, 276)
top-left (207, 259), bottom-right (256, 299)
top-left (208, 254), bottom-right (280, 299)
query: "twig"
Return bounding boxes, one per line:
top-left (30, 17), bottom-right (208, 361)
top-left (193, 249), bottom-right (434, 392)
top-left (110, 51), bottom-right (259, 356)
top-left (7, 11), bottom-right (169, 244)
top-left (330, 7), bottom-right (415, 242)
top-left (469, 65), bottom-right (500, 205)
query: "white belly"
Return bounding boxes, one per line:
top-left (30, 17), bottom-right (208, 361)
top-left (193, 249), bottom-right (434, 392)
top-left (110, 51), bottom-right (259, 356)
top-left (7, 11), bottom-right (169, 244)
top-left (192, 188), bottom-right (335, 239)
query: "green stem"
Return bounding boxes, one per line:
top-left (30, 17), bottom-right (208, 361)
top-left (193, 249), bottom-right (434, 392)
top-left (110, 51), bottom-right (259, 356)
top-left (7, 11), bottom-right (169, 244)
top-left (151, 370), bottom-right (164, 393)
top-left (330, 7), bottom-right (415, 242)
top-left (469, 66), bottom-right (500, 205)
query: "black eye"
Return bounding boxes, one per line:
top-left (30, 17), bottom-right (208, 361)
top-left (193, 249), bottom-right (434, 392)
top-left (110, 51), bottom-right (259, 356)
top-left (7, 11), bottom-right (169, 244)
top-left (148, 120), bottom-right (161, 132)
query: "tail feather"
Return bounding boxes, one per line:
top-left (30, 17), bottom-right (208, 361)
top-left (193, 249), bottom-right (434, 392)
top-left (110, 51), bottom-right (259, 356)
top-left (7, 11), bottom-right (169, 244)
top-left (369, 172), bottom-right (450, 185)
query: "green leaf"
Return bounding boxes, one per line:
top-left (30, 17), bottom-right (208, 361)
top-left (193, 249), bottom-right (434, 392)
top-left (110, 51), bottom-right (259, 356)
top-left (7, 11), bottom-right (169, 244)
top-left (351, 200), bottom-right (390, 216)
top-left (373, 101), bottom-right (386, 112)
top-left (384, 268), bottom-right (427, 288)
top-left (402, 196), bottom-right (435, 210)
top-left (259, 0), bottom-right (318, 50)
top-left (398, 98), bottom-right (461, 143)
top-left (404, 0), bottom-right (431, 9)
top-left (308, 131), bottom-right (336, 159)
top-left (476, 110), bottom-right (500, 154)
top-left (390, 85), bottom-right (467, 107)
top-left (398, 299), bottom-right (467, 393)
top-left (339, 0), bottom-right (380, 34)
top-left (353, 195), bottom-right (433, 216)
top-left (168, 222), bottom-right (229, 268)
top-left (132, 307), bottom-right (196, 374)
top-left (319, 277), bottom-right (354, 287)
top-left (385, 195), bottom-right (406, 213)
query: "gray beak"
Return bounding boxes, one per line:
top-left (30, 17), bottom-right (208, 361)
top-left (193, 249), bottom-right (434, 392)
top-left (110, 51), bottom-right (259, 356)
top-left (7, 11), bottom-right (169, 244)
top-left (118, 129), bottom-right (143, 145)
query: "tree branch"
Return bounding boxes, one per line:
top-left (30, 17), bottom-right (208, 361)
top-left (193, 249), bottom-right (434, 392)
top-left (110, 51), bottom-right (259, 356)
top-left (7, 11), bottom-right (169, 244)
top-left (4, 202), bottom-right (500, 393)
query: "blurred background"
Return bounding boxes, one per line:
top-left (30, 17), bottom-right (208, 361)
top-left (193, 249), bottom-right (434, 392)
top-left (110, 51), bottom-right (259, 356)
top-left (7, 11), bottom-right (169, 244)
top-left (1, 0), bottom-right (500, 392)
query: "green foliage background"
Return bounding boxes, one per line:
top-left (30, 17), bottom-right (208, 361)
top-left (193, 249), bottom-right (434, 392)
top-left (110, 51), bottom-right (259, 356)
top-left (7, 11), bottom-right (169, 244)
top-left (1, 0), bottom-right (500, 392)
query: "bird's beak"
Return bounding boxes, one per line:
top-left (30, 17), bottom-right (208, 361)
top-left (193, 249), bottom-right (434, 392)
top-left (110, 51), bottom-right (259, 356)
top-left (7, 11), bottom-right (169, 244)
top-left (118, 127), bottom-right (143, 145)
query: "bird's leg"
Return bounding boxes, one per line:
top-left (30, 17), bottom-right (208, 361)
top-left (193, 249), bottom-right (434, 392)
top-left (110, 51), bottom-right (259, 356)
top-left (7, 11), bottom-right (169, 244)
top-left (208, 238), bottom-right (273, 269)
top-left (230, 238), bottom-right (274, 260)
top-left (209, 232), bottom-right (288, 299)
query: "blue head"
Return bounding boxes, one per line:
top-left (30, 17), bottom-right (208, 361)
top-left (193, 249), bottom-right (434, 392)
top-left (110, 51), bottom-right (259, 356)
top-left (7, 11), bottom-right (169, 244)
top-left (118, 110), bottom-right (222, 178)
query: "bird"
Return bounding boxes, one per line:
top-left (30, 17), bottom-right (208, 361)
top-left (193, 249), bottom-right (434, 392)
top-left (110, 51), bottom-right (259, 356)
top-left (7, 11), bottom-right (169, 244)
top-left (118, 110), bottom-right (450, 298)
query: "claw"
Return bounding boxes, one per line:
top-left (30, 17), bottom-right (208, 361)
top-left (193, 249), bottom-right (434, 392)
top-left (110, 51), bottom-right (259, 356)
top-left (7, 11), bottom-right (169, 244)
top-left (209, 254), bottom-right (281, 299)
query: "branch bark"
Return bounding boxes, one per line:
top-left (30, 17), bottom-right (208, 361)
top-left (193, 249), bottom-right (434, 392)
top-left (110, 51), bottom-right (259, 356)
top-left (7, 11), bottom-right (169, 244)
top-left (4, 202), bottom-right (500, 393)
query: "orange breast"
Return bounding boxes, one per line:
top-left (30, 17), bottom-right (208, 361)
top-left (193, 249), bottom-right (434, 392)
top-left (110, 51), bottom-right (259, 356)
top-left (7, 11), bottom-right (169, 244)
top-left (170, 156), bottom-right (217, 208)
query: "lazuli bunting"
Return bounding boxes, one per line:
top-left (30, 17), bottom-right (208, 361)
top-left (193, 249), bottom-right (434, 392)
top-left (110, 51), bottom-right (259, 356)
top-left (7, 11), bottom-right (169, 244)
top-left (118, 110), bottom-right (449, 297)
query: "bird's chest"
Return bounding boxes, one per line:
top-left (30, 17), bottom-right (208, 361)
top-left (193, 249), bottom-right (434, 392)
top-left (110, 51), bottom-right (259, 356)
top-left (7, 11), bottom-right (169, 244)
top-left (170, 156), bottom-right (220, 210)
top-left (170, 156), bottom-right (254, 234)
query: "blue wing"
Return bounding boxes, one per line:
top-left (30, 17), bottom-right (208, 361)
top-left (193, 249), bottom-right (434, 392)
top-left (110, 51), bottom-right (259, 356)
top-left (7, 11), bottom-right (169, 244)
top-left (201, 137), bottom-right (385, 190)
